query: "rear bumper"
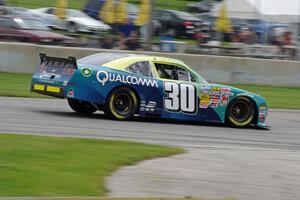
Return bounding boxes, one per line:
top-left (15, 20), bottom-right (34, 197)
top-left (31, 82), bottom-right (65, 98)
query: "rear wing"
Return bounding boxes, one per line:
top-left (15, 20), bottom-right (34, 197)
top-left (31, 53), bottom-right (78, 98)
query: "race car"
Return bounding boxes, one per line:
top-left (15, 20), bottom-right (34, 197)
top-left (31, 53), bottom-right (268, 128)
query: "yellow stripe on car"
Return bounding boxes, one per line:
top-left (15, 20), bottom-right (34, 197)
top-left (33, 84), bottom-right (45, 91)
top-left (47, 86), bottom-right (60, 93)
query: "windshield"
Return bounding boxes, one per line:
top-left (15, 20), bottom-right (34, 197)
top-left (14, 18), bottom-right (49, 30)
top-left (67, 10), bottom-right (89, 18)
top-left (172, 11), bottom-right (199, 20)
top-left (79, 53), bottom-right (136, 66)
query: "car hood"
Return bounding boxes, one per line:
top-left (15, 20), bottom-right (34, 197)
top-left (19, 30), bottom-right (72, 39)
top-left (206, 83), bottom-right (267, 106)
top-left (68, 17), bottom-right (108, 27)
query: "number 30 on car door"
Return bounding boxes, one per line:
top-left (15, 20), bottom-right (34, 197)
top-left (163, 82), bottom-right (197, 114)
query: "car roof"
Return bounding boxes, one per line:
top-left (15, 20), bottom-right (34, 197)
top-left (78, 53), bottom-right (188, 70)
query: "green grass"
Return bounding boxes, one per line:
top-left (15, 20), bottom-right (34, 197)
top-left (0, 72), bottom-right (46, 98)
top-left (1, 72), bottom-right (299, 109)
top-left (227, 84), bottom-right (300, 109)
top-left (6, 0), bottom-right (196, 10)
top-left (0, 134), bottom-right (183, 196)
top-left (6, 0), bottom-right (89, 9)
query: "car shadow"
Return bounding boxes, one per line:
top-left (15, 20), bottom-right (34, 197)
top-left (33, 109), bottom-right (269, 131)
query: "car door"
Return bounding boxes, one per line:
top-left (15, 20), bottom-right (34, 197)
top-left (152, 62), bottom-right (199, 116)
top-left (0, 17), bottom-right (19, 41)
top-left (0, 17), bottom-right (9, 40)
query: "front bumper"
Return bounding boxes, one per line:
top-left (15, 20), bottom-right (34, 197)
top-left (257, 105), bottom-right (268, 128)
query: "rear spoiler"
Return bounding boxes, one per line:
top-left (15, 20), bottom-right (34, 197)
top-left (39, 53), bottom-right (78, 70)
top-left (31, 53), bottom-right (78, 98)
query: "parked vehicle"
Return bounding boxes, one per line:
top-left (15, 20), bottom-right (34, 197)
top-left (187, 0), bottom-right (220, 13)
top-left (0, 6), bottom-right (64, 29)
top-left (0, 15), bottom-right (73, 44)
top-left (31, 7), bottom-right (111, 33)
top-left (84, 1), bottom-right (160, 35)
top-left (154, 10), bottom-right (202, 37)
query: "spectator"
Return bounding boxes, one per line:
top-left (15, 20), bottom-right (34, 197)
top-left (284, 31), bottom-right (292, 45)
top-left (101, 36), bottom-right (114, 49)
top-left (124, 31), bottom-right (142, 51)
top-left (118, 18), bottom-right (136, 38)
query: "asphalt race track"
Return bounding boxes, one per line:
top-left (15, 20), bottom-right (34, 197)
top-left (1, 97), bottom-right (300, 200)
top-left (0, 97), bottom-right (300, 150)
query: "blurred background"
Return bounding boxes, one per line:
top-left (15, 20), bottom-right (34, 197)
top-left (0, 0), bottom-right (299, 60)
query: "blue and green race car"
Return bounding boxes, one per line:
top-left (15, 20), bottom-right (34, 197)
top-left (31, 53), bottom-right (268, 128)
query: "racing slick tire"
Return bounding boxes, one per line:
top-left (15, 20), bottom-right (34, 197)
top-left (105, 87), bottom-right (138, 120)
top-left (226, 96), bottom-right (255, 128)
top-left (67, 98), bottom-right (97, 114)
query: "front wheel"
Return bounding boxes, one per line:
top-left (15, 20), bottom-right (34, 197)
top-left (67, 22), bottom-right (78, 33)
top-left (104, 87), bottom-right (138, 120)
top-left (226, 96), bottom-right (256, 127)
top-left (68, 98), bottom-right (97, 114)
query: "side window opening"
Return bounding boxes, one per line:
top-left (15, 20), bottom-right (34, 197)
top-left (46, 8), bottom-right (55, 15)
top-left (126, 61), bottom-right (153, 77)
top-left (154, 63), bottom-right (196, 82)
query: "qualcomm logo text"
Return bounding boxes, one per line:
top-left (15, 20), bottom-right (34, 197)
top-left (96, 71), bottom-right (158, 88)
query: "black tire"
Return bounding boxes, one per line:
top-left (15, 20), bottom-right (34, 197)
top-left (226, 96), bottom-right (255, 127)
top-left (104, 87), bottom-right (138, 120)
top-left (67, 22), bottom-right (77, 33)
top-left (68, 98), bottom-right (97, 115)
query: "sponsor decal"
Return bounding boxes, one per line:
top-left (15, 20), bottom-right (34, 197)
top-left (40, 63), bottom-right (47, 72)
top-left (200, 85), bottom-right (211, 93)
top-left (200, 87), bottom-right (232, 109)
top-left (211, 87), bottom-right (221, 91)
top-left (258, 106), bottom-right (267, 122)
top-left (96, 70), bottom-right (158, 88)
top-left (67, 89), bottom-right (74, 98)
top-left (209, 94), bottom-right (220, 99)
top-left (63, 81), bottom-right (68, 86)
top-left (200, 94), bottom-right (210, 109)
top-left (81, 68), bottom-right (92, 77)
top-left (63, 68), bottom-right (75, 75)
top-left (210, 103), bottom-right (219, 108)
top-left (209, 91), bottom-right (221, 96)
top-left (140, 101), bottom-right (157, 112)
top-left (221, 88), bottom-right (233, 96)
top-left (40, 71), bottom-right (61, 79)
top-left (220, 95), bottom-right (229, 106)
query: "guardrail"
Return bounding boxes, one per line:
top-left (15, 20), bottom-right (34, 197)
top-left (1, 42), bottom-right (300, 86)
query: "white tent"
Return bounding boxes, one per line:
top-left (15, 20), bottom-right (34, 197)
top-left (212, 0), bottom-right (300, 23)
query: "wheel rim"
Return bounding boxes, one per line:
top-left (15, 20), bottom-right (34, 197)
top-left (230, 100), bottom-right (252, 122)
top-left (112, 93), bottom-right (132, 116)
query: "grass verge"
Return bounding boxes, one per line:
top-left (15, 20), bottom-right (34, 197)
top-left (6, 0), bottom-right (194, 10)
top-left (1, 72), bottom-right (299, 109)
top-left (0, 134), bottom-right (183, 196)
top-left (228, 83), bottom-right (300, 109)
top-left (0, 72), bottom-right (46, 98)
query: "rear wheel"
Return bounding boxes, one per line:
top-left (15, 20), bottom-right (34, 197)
top-left (68, 98), bottom-right (97, 114)
top-left (226, 96), bottom-right (255, 127)
top-left (67, 22), bottom-right (78, 33)
top-left (104, 87), bottom-right (138, 120)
